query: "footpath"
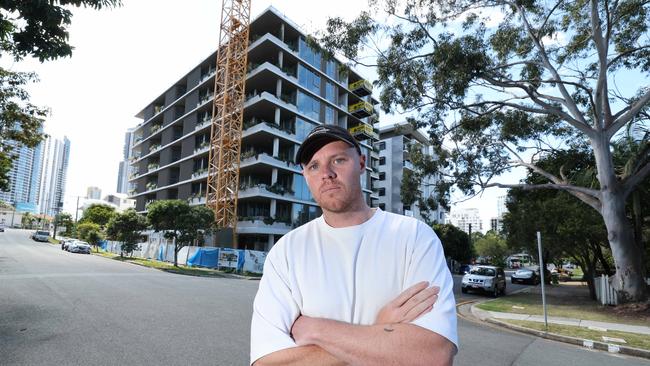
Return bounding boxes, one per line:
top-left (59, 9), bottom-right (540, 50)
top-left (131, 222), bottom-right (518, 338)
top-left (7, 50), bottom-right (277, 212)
top-left (457, 283), bottom-right (650, 360)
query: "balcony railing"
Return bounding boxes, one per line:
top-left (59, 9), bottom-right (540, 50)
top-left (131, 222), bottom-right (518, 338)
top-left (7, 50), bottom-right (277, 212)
top-left (349, 123), bottom-right (378, 140)
top-left (349, 79), bottom-right (373, 96)
top-left (349, 101), bottom-right (374, 118)
top-left (191, 169), bottom-right (208, 179)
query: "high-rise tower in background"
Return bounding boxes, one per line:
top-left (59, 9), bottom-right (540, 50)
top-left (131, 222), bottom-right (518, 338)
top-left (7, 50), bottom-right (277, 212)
top-left (0, 139), bottom-right (43, 213)
top-left (116, 128), bottom-right (135, 194)
top-left (38, 136), bottom-right (71, 216)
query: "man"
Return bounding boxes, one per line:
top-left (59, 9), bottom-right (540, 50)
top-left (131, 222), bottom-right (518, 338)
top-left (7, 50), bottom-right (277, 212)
top-left (250, 125), bottom-right (457, 365)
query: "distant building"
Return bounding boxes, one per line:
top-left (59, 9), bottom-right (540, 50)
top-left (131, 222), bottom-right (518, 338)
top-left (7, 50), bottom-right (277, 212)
top-left (491, 194), bottom-right (508, 233)
top-left (37, 136), bottom-right (70, 216)
top-left (86, 186), bottom-right (102, 200)
top-left (0, 138), bottom-right (43, 214)
top-left (116, 128), bottom-right (135, 194)
top-left (103, 193), bottom-right (135, 211)
top-left (374, 122), bottom-right (446, 223)
top-left (449, 208), bottom-right (482, 234)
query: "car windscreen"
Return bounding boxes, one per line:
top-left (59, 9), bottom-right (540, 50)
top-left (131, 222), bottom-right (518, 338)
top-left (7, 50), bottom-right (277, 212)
top-left (470, 267), bottom-right (495, 276)
top-left (36, 231), bottom-right (49, 235)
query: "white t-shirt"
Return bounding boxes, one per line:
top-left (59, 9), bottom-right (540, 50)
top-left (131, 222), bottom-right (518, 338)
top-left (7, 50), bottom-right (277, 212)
top-left (250, 209), bottom-right (458, 364)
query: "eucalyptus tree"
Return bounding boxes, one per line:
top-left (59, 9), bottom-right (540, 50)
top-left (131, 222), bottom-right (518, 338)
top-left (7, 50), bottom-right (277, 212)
top-left (319, 0), bottom-right (650, 302)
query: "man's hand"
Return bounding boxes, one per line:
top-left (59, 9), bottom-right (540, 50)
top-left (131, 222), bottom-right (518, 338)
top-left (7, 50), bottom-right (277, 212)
top-left (375, 281), bottom-right (439, 325)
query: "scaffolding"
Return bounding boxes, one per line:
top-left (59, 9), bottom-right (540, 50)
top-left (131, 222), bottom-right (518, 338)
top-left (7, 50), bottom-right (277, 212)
top-left (206, 0), bottom-right (252, 247)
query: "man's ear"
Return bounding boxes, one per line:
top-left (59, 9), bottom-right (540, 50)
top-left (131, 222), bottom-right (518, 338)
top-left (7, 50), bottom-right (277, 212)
top-left (359, 154), bottom-right (366, 175)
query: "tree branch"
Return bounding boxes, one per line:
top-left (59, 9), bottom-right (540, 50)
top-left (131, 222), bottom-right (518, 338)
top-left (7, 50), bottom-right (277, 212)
top-left (622, 162), bottom-right (650, 199)
top-left (514, 3), bottom-right (591, 127)
top-left (484, 182), bottom-right (602, 212)
top-left (608, 89), bottom-right (650, 139)
top-left (590, 0), bottom-right (613, 130)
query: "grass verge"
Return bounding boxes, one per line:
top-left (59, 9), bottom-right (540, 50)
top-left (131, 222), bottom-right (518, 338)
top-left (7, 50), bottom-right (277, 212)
top-left (91, 250), bottom-right (259, 278)
top-left (48, 237), bottom-right (60, 245)
top-left (502, 319), bottom-right (650, 351)
top-left (477, 292), bottom-right (649, 326)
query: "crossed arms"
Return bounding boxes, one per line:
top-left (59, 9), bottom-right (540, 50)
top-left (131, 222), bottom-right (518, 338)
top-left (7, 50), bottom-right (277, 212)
top-left (253, 282), bottom-right (456, 366)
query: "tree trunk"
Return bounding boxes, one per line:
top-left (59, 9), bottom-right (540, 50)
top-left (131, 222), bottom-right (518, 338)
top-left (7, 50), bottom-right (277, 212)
top-left (592, 136), bottom-right (648, 302)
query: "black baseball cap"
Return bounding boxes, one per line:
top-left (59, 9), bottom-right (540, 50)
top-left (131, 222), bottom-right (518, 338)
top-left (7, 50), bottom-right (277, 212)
top-left (296, 124), bottom-right (362, 165)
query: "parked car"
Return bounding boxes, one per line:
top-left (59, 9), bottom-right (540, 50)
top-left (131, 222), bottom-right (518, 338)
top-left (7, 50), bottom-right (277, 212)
top-left (458, 264), bottom-right (473, 275)
top-left (511, 268), bottom-right (540, 285)
top-left (0, 224), bottom-right (5, 232)
top-left (461, 265), bottom-right (507, 297)
top-left (68, 241), bottom-right (91, 254)
top-left (32, 230), bottom-right (50, 242)
top-left (61, 239), bottom-right (75, 251)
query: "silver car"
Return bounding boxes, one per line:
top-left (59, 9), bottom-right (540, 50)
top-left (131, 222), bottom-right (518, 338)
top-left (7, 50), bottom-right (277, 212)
top-left (461, 265), bottom-right (507, 297)
top-left (68, 240), bottom-right (91, 254)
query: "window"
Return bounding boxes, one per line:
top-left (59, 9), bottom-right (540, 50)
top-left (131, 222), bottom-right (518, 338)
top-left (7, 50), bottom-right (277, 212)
top-left (295, 118), bottom-right (314, 141)
top-left (325, 60), bottom-right (338, 80)
top-left (379, 172), bottom-right (385, 181)
top-left (378, 188), bottom-right (386, 196)
top-left (378, 141), bottom-right (386, 150)
top-left (324, 106), bottom-right (335, 124)
top-left (297, 92), bottom-right (320, 120)
top-left (379, 157), bottom-right (386, 166)
top-left (298, 65), bottom-right (320, 94)
top-left (325, 82), bottom-right (336, 103)
top-left (292, 174), bottom-right (314, 201)
top-left (299, 38), bottom-right (321, 69)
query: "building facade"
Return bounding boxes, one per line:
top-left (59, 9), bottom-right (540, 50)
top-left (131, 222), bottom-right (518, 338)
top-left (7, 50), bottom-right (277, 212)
top-left (374, 122), bottom-right (446, 224)
top-left (38, 136), bottom-right (71, 217)
top-left (128, 7), bottom-right (379, 251)
top-left (449, 207), bottom-right (482, 234)
top-left (86, 186), bottom-right (102, 200)
top-left (116, 128), bottom-right (135, 194)
top-left (0, 140), bottom-right (43, 213)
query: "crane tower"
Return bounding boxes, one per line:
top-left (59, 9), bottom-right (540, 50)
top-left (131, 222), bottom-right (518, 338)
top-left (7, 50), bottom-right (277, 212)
top-left (206, 0), bottom-right (252, 247)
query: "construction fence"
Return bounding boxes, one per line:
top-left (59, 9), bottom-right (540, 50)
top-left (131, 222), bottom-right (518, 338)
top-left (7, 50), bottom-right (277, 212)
top-left (99, 233), bottom-right (267, 274)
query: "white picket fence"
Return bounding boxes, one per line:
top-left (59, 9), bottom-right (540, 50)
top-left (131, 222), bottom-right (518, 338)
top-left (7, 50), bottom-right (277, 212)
top-left (594, 275), bottom-right (650, 306)
top-left (594, 274), bottom-right (618, 305)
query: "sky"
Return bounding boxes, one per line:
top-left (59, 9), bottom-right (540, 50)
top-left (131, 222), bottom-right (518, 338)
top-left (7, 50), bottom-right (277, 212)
top-left (5, 0), bottom-right (514, 230)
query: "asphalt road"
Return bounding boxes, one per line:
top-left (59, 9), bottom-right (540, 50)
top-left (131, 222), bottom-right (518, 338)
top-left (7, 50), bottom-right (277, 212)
top-left (1, 228), bottom-right (647, 366)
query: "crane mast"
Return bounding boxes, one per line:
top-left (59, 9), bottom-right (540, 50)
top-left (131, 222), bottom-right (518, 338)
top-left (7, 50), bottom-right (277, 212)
top-left (206, 0), bottom-right (252, 247)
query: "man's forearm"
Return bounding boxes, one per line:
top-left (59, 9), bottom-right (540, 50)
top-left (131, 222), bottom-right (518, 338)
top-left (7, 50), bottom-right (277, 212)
top-left (300, 319), bottom-right (454, 366)
top-left (253, 345), bottom-right (346, 366)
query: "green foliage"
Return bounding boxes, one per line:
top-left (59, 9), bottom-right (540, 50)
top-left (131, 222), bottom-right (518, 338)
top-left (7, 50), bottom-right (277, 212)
top-left (473, 231), bottom-right (508, 268)
top-left (77, 222), bottom-right (102, 243)
top-left (147, 200), bottom-right (214, 266)
top-left (106, 209), bottom-right (147, 256)
top-left (80, 204), bottom-right (116, 228)
top-left (0, 0), bottom-right (122, 62)
top-left (0, 200), bottom-right (13, 210)
top-left (432, 223), bottom-right (474, 263)
top-left (0, 1), bottom-right (121, 191)
top-left (54, 212), bottom-right (74, 236)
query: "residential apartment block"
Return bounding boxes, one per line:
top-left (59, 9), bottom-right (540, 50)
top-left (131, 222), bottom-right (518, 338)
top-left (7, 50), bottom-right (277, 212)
top-left (449, 207), bottom-right (483, 234)
top-left (0, 139), bottom-right (43, 213)
top-left (374, 122), bottom-right (446, 223)
top-left (128, 7), bottom-right (379, 250)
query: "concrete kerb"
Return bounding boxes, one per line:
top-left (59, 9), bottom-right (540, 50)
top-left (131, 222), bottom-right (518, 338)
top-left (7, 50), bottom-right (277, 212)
top-left (469, 302), bottom-right (650, 360)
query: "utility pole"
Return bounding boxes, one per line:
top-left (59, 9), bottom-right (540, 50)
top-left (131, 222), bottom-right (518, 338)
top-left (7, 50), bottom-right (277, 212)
top-left (75, 196), bottom-right (80, 222)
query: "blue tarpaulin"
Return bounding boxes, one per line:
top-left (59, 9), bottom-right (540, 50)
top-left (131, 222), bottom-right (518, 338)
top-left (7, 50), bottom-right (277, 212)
top-left (187, 248), bottom-right (220, 268)
top-left (157, 244), bottom-right (165, 261)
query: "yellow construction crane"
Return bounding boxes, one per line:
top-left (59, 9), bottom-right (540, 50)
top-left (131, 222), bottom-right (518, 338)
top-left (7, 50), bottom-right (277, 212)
top-left (206, 0), bottom-right (252, 247)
